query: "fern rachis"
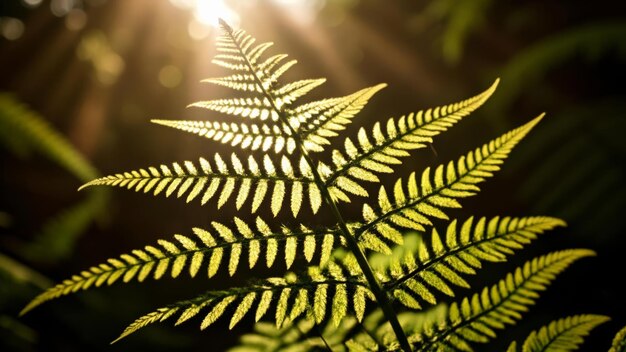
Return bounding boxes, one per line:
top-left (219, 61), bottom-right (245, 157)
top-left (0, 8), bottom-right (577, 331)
top-left (21, 20), bottom-right (609, 352)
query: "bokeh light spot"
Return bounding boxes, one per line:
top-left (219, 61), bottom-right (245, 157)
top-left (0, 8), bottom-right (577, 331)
top-left (77, 31), bottom-right (125, 85)
top-left (159, 65), bottom-right (183, 88)
top-left (1, 17), bottom-right (25, 41)
top-left (188, 18), bottom-right (212, 40)
top-left (65, 9), bottom-right (87, 31)
top-left (51, 0), bottom-right (75, 17)
top-left (21, 0), bottom-right (43, 8)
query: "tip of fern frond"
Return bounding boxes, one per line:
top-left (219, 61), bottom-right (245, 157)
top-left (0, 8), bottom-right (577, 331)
top-left (111, 328), bottom-right (136, 344)
top-left (531, 113), bottom-right (546, 125)
top-left (110, 335), bottom-right (126, 345)
top-left (18, 305), bottom-right (33, 317)
top-left (187, 101), bottom-right (208, 109)
top-left (78, 180), bottom-right (96, 191)
top-left (19, 296), bottom-right (44, 316)
top-left (218, 18), bottom-right (233, 32)
top-left (574, 248), bottom-right (597, 258)
top-left (150, 119), bottom-right (171, 126)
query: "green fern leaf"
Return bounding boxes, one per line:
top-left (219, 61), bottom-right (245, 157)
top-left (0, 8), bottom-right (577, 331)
top-left (113, 263), bottom-right (371, 341)
top-left (380, 216), bottom-right (565, 308)
top-left (518, 314), bottom-right (609, 352)
top-left (507, 341), bottom-right (519, 352)
top-left (324, 79), bottom-right (499, 200)
top-left (19, 217), bottom-right (341, 315)
top-left (20, 19), bottom-right (602, 352)
top-left (111, 306), bottom-right (180, 344)
top-left (229, 314), bottom-right (368, 352)
top-left (79, 154), bottom-right (319, 216)
top-left (151, 119), bottom-right (297, 154)
top-left (405, 249), bottom-right (595, 352)
top-left (294, 84), bottom-right (387, 152)
top-left (609, 325), bottom-right (626, 352)
top-left (357, 115), bottom-right (544, 251)
top-left (346, 305), bottom-right (449, 351)
top-left (204, 24), bottom-right (295, 93)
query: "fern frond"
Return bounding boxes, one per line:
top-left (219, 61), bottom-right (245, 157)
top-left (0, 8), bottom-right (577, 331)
top-left (609, 325), bottom-right (626, 352)
top-left (113, 263), bottom-right (373, 342)
top-left (346, 305), bottom-right (449, 351)
top-left (79, 154), bottom-right (321, 216)
top-left (20, 217), bottom-right (342, 315)
top-left (228, 319), bottom-right (325, 352)
top-left (516, 314), bottom-right (609, 352)
top-left (357, 115), bottom-right (544, 252)
top-left (404, 249), bottom-right (595, 352)
top-left (273, 78), bottom-right (327, 106)
top-left (206, 24), bottom-right (296, 93)
top-left (507, 341), bottom-right (519, 352)
top-left (324, 79), bottom-right (498, 199)
top-left (151, 119), bottom-right (296, 154)
top-left (379, 216), bottom-right (565, 308)
top-left (293, 84), bottom-right (387, 152)
top-left (230, 314), bottom-right (366, 352)
top-left (188, 96), bottom-right (280, 121)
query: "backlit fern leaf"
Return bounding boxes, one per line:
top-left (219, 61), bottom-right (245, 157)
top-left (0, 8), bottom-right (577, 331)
top-left (229, 306), bottom-right (449, 352)
top-left (295, 84), bottom-right (387, 152)
top-left (345, 305), bottom-right (450, 351)
top-left (228, 319), bottom-right (330, 352)
top-left (379, 216), bottom-right (565, 309)
top-left (510, 314), bottom-right (610, 352)
top-left (189, 96), bottom-right (280, 121)
top-left (609, 325), bottom-right (626, 352)
top-left (79, 154), bottom-right (320, 216)
top-left (357, 115), bottom-right (543, 252)
top-left (404, 249), bottom-right (595, 352)
top-left (113, 263), bottom-right (373, 342)
top-left (151, 119), bottom-right (297, 154)
top-left (19, 217), bottom-right (341, 316)
top-left (324, 79), bottom-right (499, 200)
top-left (229, 313), bottom-right (371, 352)
top-left (21, 20), bottom-right (605, 352)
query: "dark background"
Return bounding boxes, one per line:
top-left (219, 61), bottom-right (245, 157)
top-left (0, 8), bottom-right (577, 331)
top-left (1, 0), bottom-right (625, 351)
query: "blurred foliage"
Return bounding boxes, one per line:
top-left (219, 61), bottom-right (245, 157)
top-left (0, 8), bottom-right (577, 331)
top-left (0, 93), bottom-right (108, 262)
top-left (408, 0), bottom-right (493, 64)
top-left (489, 21), bottom-right (626, 117)
top-left (0, 95), bottom-right (108, 350)
top-left (508, 100), bottom-right (626, 242)
top-left (0, 94), bottom-right (98, 182)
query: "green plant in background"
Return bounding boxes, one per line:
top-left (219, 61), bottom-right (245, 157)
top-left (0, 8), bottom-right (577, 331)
top-left (0, 94), bottom-right (108, 262)
top-left (0, 94), bottom-right (108, 350)
top-left (20, 21), bottom-right (619, 351)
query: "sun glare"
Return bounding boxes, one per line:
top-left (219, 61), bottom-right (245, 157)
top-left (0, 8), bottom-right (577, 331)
top-left (170, 0), bottom-right (240, 29)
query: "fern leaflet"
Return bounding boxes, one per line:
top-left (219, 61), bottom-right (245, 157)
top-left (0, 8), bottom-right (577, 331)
top-left (609, 325), bottom-right (626, 352)
top-left (80, 154), bottom-right (323, 216)
top-left (509, 314), bottom-right (610, 352)
top-left (19, 217), bottom-right (341, 316)
top-left (112, 262), bottom-right (373, 342)
top-left (379, 216), bottom-right (565, 309)
top-left (357, 115), bottom-right (543, 253)
top-left (323, 79), bottom-right (499, 201)
top-left (405, 249), bottom-right (595, 351)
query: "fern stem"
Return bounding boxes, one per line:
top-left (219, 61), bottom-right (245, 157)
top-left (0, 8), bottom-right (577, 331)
top-left (218, 19), bottom-right (412, 352)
